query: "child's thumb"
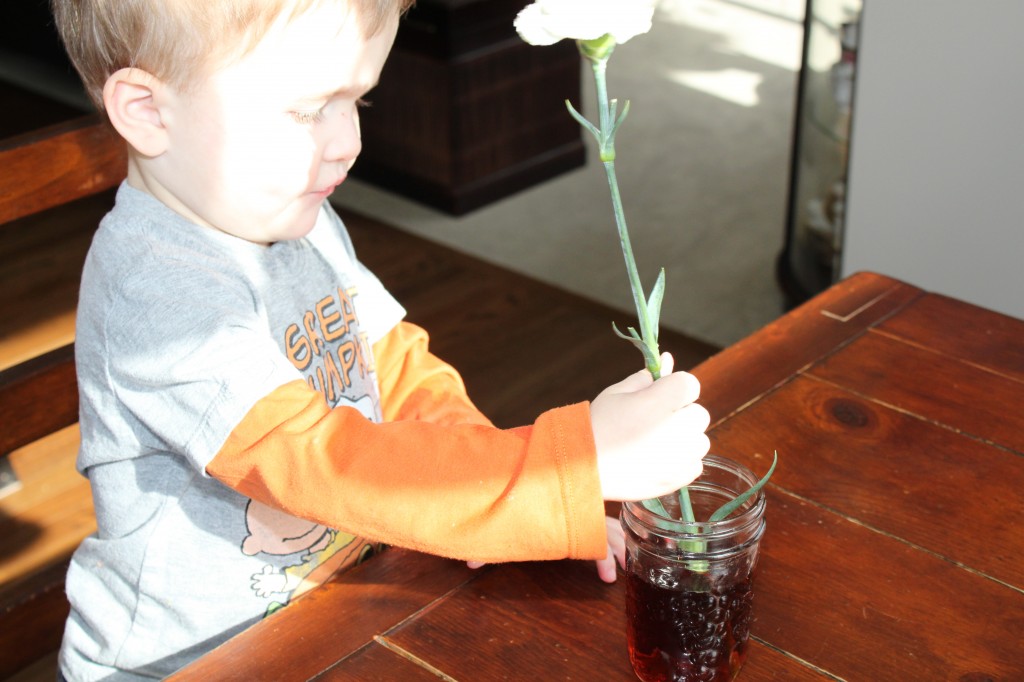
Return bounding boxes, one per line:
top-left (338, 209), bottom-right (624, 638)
top-left (644, 370), bottom-right (701, 410)
top-left (659, 352), bottom-right (675, 376)
top-left (599, 366), bottom-right (656, 396)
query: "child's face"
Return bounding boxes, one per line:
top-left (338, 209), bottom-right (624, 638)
top-left (151, 4), bottom-right (398, 244)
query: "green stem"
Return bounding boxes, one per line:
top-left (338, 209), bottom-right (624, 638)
top-left (678, 486), bottom-right (696, 524)
top-left (586, 55), bottom-right (694, 521)
top-left (589, 59), bottom-right (660, 379)
top-left (592, 59), bottom-right (613, 160)
top-left (601, 160), bottom-right (658, 375)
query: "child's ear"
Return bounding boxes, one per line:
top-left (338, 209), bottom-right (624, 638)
top-left (102, 68), bottom-right (170, 157)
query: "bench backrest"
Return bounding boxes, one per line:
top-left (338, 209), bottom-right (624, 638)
top-left (0, 112), bottom-right (123, 465)
top-left (0, 113), bottom-right (125, 679)
top-left (0, 113), bottom-right (126, 224)
top-left (0, 344), bottom-right (79, 461)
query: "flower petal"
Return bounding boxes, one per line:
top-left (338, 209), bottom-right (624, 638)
top-left (515, 0), bottom-right (656, 46)
top-left (514, 4), bottom-right (563, 45)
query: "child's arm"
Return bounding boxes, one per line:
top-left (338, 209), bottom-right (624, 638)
top-left (466, 514), bottom-right (624, 582)
top-left (207, 381), bottom-right (608, 563)
top-left (376, 321), bottom-right (636, 580)
top-left (206, 352), bottom-right (707, 565)
top-left (371, 321), bottom-right (493, 427)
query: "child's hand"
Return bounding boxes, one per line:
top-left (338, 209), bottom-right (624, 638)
top-left (466, 516), bottom-right (626, 582)
top-left (590, 352), bottom-right (710, 501)
top-left (594, 515), bottom-right (626, 583)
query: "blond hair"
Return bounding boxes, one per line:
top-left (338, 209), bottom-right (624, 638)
top-left (52, 0), bottom-right (414, 109)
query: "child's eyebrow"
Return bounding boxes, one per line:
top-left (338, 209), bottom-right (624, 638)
top-left (297, 80), bottom-right (380, 104)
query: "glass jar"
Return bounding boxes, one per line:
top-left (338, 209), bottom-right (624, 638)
top-left (621, 455), bottom-right (767, 682)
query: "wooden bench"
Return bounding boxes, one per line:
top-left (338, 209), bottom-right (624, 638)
top-left (0, 345), bottom-right (83, 680)
top-left (0, 114), bottom-right (125, 371)
top-left (0, 114), bottom-right (125, 680)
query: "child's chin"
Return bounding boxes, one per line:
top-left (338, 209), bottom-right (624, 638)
top-left (274, 211), bottom-right (319, 241)
top-left (274, 225), bottom-right (316, 243)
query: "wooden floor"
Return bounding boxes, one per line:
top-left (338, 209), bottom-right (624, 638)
top-left (351, 209), bottom-right (719, 426)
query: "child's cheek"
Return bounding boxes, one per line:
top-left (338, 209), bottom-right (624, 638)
top-left (266, 130), bottom-right (321, 188)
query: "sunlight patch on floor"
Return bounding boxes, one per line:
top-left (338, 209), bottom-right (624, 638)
top-left (657, 0), bottom-right (804, 72)
top-left (667, 67), bottom-right (764, 107)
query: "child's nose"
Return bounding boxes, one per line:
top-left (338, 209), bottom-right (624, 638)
top-left (323, 107), bottom-right (362, 166)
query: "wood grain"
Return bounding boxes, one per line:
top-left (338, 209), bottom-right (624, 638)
top-left (754, 494), bottom-right (1023, 680)
top-left (691, 272), bottom-right (923, 425)
top-left (0, 426), bottom-right (95, 585)
top-left (382, 559), bottom-right (828, 681)
top-left (877, 292), bottom-right (1024, 382)
top-left (317, 641), bottom-right (450, 681)
top-left (168, 550), bottom-right (480, 681)
top-left (809, 330), bottom-right (1024, 453)
top-left (0, 560), bottom-right (72, 680)
top-left (710, 375), bottom-right (1024, 588)
top-left (0, 345), bottom-right (78, 456)
top-left (0, 115), bottom-right (126, 224)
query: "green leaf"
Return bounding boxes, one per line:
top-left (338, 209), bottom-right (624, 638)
top-left (611, 321), bottom-right (641, 343)
top-left (642, 496), bottom-right (670, 517)
top-left (612, 322), bottom-right (660, 374)
top-left (646, 269), bottom-right (665, 342)
top-left (709, 451), bottom-right (778, 522)
top-left (613, 98), bottom-right (631, 132)
top-left (678, 486), bottom-right (695, 523)
top-left (565, 100), bottom-right (600, 141)
top-left (606, 98), bottom-right (628, 140)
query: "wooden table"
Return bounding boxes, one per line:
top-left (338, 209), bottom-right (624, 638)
top-left (171, 272), bottom-right (1023, 681)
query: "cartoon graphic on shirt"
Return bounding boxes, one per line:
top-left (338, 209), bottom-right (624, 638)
top-left (243, 285), bottom-right (383, 616)
top-left (283, 285), bottom-right (379, 414)
top-left (242, 499), bottom-right (381, 616)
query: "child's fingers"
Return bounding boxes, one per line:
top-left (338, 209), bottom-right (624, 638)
top-left (598, 365), bottom-right (655, 396)
top-left (605, 515), bottom-right (626, 568)
top-left (673, 402), bottom-right (710, 432)
top-left (659, 352), bottom-right (675, 375)
top-left (595, 548), bottom-right (618, 583)
top-left (668, 441), bottom-right (709, 490)
top-left (596, 516), bottom-right (626, 583)
top-left (645, 370), bottom-right (701, 410)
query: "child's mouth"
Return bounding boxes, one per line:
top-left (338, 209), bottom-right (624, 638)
top-left (311, 177), bottom-right (346, 198)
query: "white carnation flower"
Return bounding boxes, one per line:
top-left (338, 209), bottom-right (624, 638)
top-left (514, 0), bottom-right (657, 47)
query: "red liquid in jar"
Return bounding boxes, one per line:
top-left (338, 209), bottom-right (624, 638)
top-left (625, 570), bottom-right (753, 682)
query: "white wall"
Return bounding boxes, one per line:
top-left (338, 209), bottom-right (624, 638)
top-left (841, 1), bottom-right (1024, 318)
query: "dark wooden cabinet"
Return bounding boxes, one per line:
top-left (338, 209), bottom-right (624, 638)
top-left (1, 1), bottom-right (586, 217)
top-left (352, 0), bottom-right (587, 215)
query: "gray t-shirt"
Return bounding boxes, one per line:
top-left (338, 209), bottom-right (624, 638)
top-left (60, 184), bottom-right (405, 680)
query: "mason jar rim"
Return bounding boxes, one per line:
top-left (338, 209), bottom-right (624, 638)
top-left (621, 454), bottom-right (767, 552)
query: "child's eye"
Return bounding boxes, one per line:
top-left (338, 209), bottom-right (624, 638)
top-left (291, 108), bottom-right (326, 125)
top-left (291, 99), bottom-right (370, 125)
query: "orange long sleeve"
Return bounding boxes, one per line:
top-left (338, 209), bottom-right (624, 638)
top-left (207, 324), bottom-right (607, 563)
top-left (372, 321), bottom-right (493, 427)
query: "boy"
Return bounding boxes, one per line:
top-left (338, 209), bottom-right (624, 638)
top-left (51, 0), bottom-right (711, 679)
